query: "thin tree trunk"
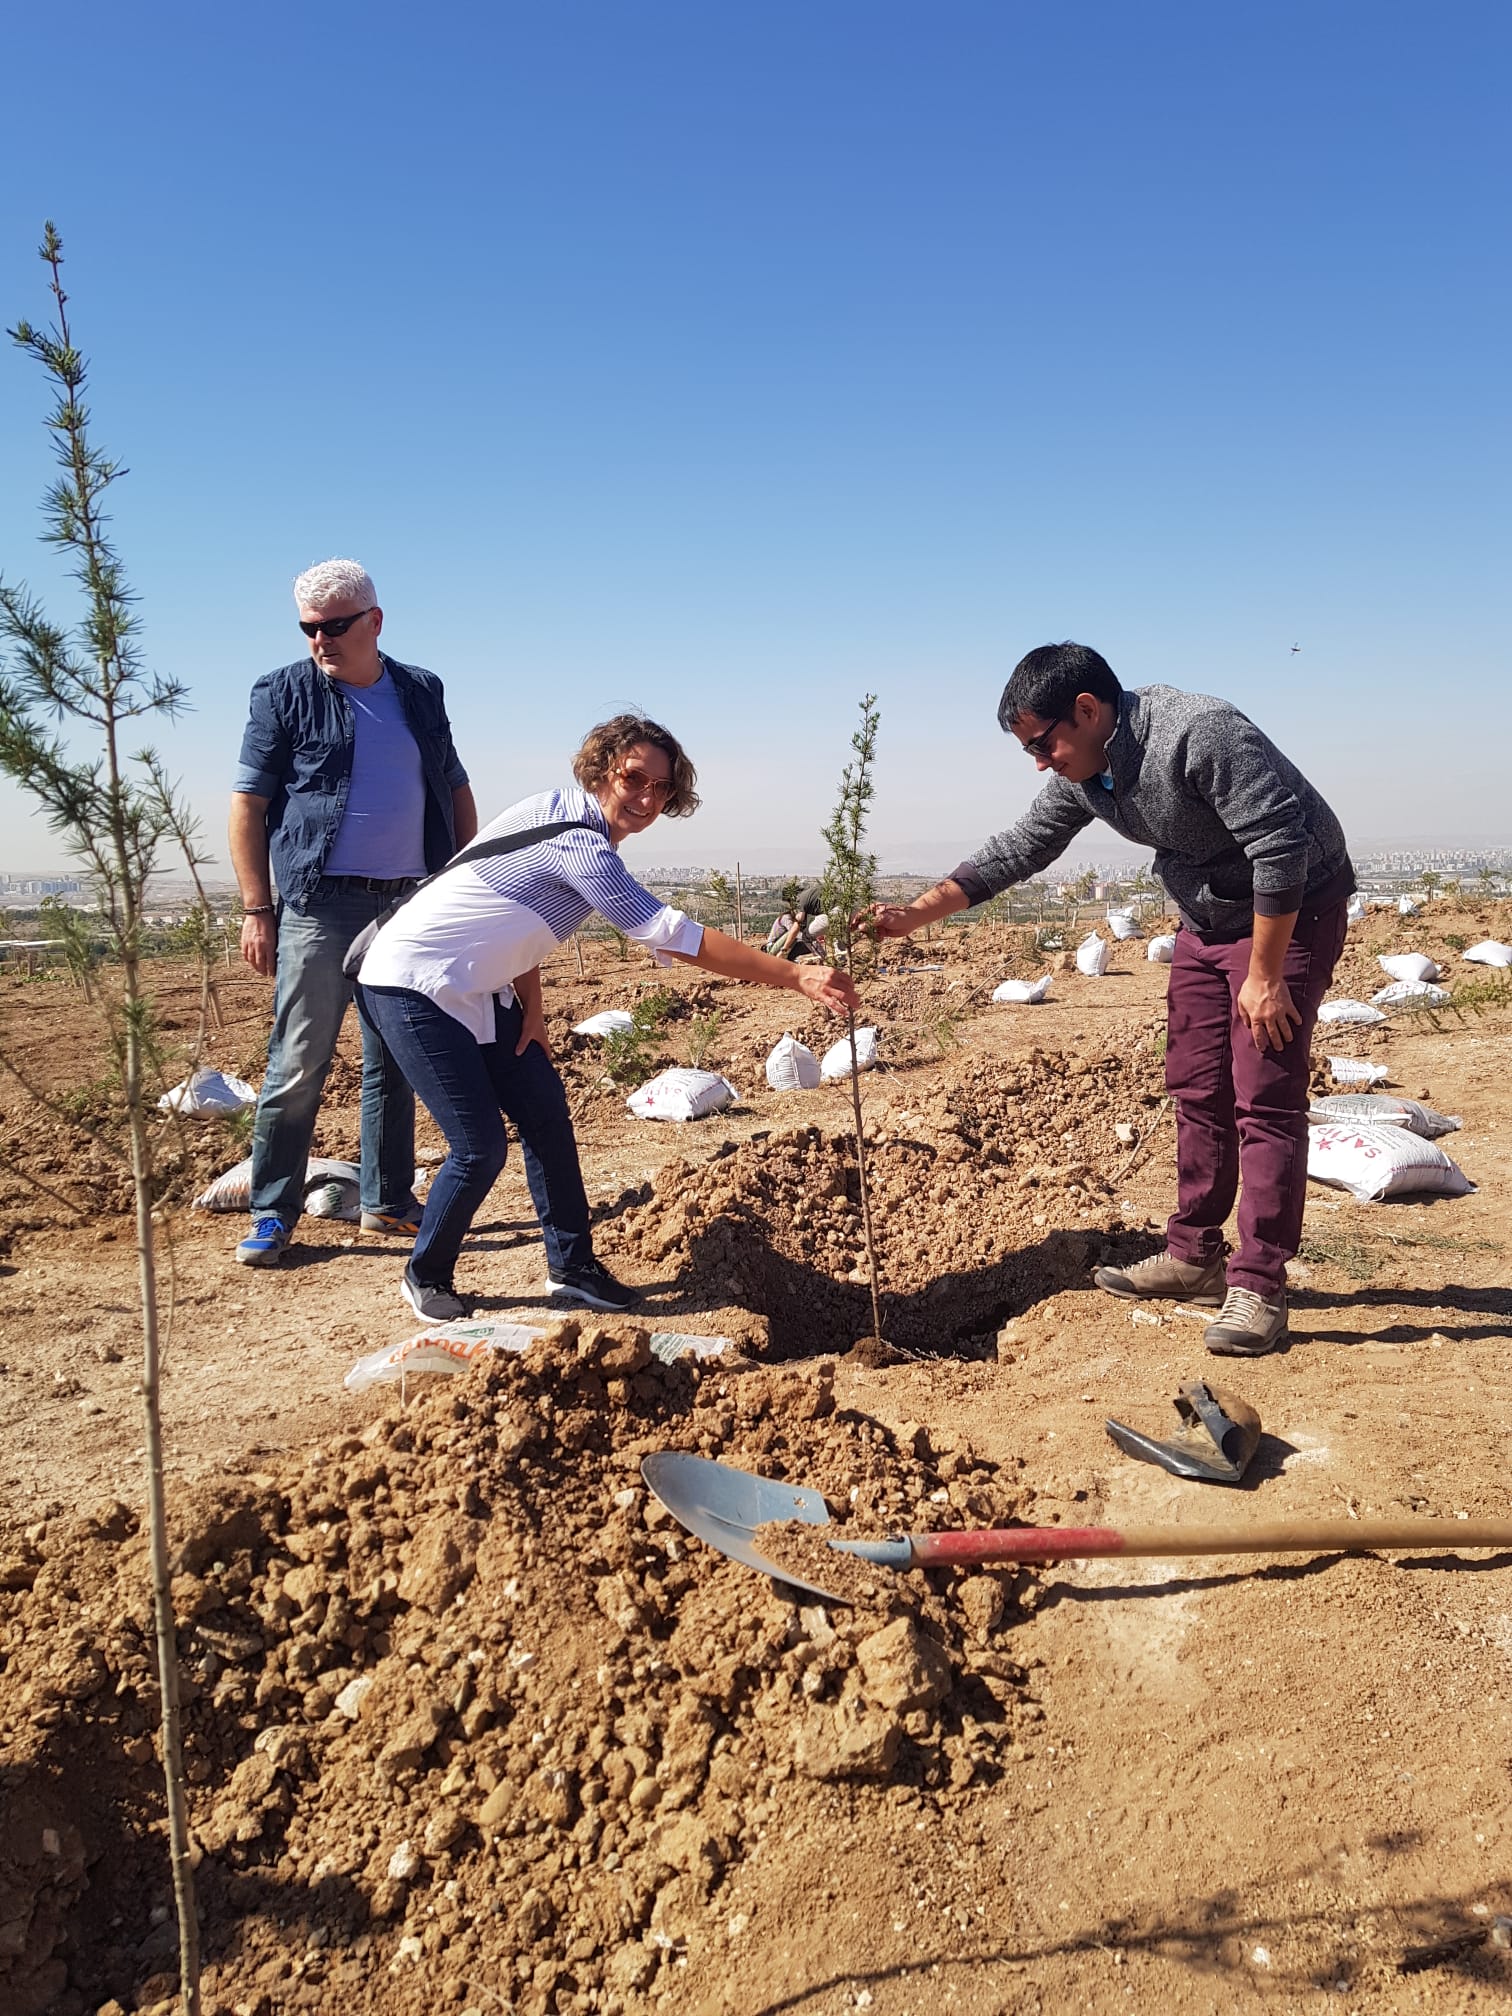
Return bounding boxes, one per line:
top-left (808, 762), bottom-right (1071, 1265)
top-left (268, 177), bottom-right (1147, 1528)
top-left (573, 933), bottom-right (585, 979)
top-left (734, 862), bottom-right (744, 941)
top-left (845, 1008), bottom-right (883, 1346)
top-left (123, 1008), bottom-right (201, 2013)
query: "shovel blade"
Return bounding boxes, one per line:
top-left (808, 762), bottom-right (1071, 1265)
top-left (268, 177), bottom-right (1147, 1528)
top-left (640, 1452), bottom-right (847, 1601)
top-left (1105, 1381), bottom-right (1262, 1485)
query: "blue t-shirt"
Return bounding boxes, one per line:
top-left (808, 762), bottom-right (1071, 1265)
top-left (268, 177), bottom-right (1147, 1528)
top-left (322, 671), bottom-right (427, 878)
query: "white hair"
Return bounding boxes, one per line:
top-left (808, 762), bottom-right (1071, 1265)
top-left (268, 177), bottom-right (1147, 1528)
top-left (292, 557), bottom-right (377, 610)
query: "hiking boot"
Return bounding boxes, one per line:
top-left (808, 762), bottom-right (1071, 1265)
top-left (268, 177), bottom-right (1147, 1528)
top-left (546, 1259), bottom-right (642, 1314)
top-left (401, 1269), bottom-right (470, 1323)
top-left (236, 1216), bottom-right (292, 1267)
top-left (1093, 1250), bottom-right (1227, 1306)
top-left (362, 1208), bottom-right (424, 1237)
top-left (1205, 1286), bottom-right (1289, 1357)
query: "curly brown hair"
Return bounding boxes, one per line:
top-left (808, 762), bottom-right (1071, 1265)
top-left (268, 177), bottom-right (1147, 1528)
top-left (571, 714), bottom-right (701, 819)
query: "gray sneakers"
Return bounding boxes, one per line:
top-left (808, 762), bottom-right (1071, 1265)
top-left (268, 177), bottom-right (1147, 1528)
top-left (1204, 1287), bottom-right (1288, 1357)
top-left (1093, 1250), bottom-right (1227, 1306)
top-left (401, 1269), bottom-right (469, 1323)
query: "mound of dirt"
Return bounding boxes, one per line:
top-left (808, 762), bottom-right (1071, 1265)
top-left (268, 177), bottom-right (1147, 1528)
top-left (598, 1042), bottom-right (1169, 1357)
top-left (0, 1321), bottom-right (1042, 2016)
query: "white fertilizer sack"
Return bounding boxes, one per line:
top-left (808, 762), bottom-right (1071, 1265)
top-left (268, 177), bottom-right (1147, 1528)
top-left (1372, 981), bottom-right (1451, 1009)
top-left (158, 1068), bottom-right (259, 1117)
top-left (304, 1178), bottom-right (362, 1221)
top-left (992, 975), bottom-right (1052, 1004)
top-left (1307, 1122), bottom-right (1473, 1204)
top-left (1347, 893), bottom-right (1366, 925)
top-left (1147, 935), bottom-right (1177, 963)
top-left (344, 1321), bottom-right (732, 1393)
top-left (626, 1068), bottom-right (738, 1122)
top-left (193, 1155), bottom-right (362, 1213)
top-left (1318, 999), bottom-right (1387, 1026)
top-left (1106, 910), bottom-right (1140, 941)
top-left (1309, 1095), bottom-right (1461, 1139)
top-left (765, 1032), bottom-right (821, 1091)
top-left (1076, 933), bottom-right (1111, 976)
top-left (1328, 1057), bottom-right (1390, 1086)
top-left (821, 1026), bottom-right (880, 1081)
top-left (1378, 954), bottom-right (1441, 984)
top-left (572, 1009), bottom-right (635, 1038)
top-left (1464, 940), bottom-right (1512, 967)
top-left (1398, 895), bottom-right (1420, 915)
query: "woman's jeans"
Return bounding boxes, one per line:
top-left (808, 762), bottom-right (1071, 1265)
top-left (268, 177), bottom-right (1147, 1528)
top-left (1163, 899), bottom-right (1349, 1298)
top-left (250, 880), bottom-right (420, 1226)
top-left (357, 985), bottom-right (594, 1285)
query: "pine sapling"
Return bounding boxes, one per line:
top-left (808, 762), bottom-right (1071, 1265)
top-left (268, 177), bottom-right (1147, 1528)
top-left (821, 694), bottom-right (883, 1345)
top-left (0, 225), bottom-right (202, 2016)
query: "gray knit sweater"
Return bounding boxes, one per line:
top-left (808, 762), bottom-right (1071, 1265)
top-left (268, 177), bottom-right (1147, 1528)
top-left (953, 684), bottom-right (1354, 937)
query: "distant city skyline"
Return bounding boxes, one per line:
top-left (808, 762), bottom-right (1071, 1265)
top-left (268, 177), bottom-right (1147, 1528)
top-left (3, 838), bottom-right (1510, 904)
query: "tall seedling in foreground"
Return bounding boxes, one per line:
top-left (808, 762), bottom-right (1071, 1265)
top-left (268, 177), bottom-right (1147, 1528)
top-left (0, 226), bottom-right (202, 2015)
top-left (821, 694), bottom-right (883, 1346)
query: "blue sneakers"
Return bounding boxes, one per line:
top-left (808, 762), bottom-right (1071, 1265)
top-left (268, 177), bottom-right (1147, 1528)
top-left (236, 1216), bottom-right (292, 1267)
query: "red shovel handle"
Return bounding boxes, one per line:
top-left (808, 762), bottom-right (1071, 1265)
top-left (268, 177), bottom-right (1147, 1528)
top-left (899, 1517), bottom-right (1512, 1566)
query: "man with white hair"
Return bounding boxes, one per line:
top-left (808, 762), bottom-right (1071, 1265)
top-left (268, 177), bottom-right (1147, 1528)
top-left (230, 560), bottom-right (477, 1265)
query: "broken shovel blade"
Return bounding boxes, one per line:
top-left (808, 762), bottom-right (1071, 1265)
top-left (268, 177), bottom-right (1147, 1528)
top-left (1105, 1380), bottom-right (1262, 1485)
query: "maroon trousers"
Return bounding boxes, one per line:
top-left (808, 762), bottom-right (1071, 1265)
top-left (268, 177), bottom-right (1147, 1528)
top-left (1163, 901), bottom-right (1347, 1298)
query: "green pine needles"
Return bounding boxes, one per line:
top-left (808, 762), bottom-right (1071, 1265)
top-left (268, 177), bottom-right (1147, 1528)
top-left (821, 692), bottom-right (880, 975)
top-left (0, 224), bottom-right (203, 2015)
top-left (821, 694), bottom-right (884, 1347)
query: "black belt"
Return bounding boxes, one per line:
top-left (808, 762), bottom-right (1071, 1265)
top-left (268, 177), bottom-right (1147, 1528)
top-left (324, 874), bottom-right (421, 894)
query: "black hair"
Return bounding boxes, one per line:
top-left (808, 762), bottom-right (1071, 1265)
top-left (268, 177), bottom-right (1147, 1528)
top-left (998, 642), bottom-right (1122, 732)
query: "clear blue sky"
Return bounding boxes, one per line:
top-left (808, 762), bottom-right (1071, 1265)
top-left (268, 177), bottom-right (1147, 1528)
top-left (1, 1), bottom-right (1507, 877)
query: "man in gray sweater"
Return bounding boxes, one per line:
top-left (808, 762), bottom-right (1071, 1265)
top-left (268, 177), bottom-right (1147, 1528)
top-left (869, 642), bottom-right (1354, 1356)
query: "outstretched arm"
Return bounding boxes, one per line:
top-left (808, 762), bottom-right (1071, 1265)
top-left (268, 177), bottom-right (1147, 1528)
top-left (667, 926), bottom-right (858, 1016)
top-left (863, 878), bottom-right (971, 940)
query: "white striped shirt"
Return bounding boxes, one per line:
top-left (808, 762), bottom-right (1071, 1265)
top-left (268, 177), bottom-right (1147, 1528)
top-left (358, 786), bottom-right (703, 1044)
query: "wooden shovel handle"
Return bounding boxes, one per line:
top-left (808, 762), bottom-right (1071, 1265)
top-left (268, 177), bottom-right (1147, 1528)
top-left (876, 1518), bottom-right (1512, 1566)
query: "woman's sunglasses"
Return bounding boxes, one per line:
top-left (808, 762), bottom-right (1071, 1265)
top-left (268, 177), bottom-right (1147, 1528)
top-left (616, 764), bottom-right (674, 804)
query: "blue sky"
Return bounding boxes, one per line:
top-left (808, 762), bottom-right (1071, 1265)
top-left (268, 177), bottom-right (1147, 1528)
top-left (1, 1), bottom-right (1507, 878)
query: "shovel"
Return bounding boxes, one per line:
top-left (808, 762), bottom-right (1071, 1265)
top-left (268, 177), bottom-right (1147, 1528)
top-left (641, 1451), bottom-right (1512, 1607)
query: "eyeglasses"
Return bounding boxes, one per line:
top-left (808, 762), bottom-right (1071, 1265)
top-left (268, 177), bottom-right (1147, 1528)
top-left (615, 764), bottom-right (674, 804)
top-left (1018, 716), bottom-right (1065, 760)
top-left (299, 609), bottom-right (373, 639)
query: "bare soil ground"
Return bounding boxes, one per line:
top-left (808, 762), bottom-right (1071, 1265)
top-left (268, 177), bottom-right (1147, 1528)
top-left (1, 904), bottom-right (1510, 2016)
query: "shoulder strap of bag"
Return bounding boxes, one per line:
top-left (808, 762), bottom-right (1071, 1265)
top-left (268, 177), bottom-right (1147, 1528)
top-left (342, 817), bottom-right (597, 980)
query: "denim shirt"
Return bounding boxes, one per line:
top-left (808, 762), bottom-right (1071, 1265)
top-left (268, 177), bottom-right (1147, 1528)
top-left (233, 654), bottom-right (470, 912)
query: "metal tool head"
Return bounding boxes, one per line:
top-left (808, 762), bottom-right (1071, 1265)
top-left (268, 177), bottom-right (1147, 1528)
top-left (1105, 1380), bottom-right (1262, 1485)
top-left (640, 1451), bottom-right (846, 1601)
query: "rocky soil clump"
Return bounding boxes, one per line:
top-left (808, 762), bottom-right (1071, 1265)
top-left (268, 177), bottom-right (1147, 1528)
top-left (0, 1322), bottom-right (1043, 2016)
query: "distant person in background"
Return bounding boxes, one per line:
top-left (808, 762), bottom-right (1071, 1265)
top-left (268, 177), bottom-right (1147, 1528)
top-left (229, 558), bottom-right (477, 1267)
top-left (866, 641), bottom-right (1355, 1357)
top-left (765, 883), bottom-right (827, 961)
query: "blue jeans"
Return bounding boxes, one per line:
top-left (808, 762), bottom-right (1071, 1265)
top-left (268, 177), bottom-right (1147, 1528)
top-left (356, 985), bottom-right (594, 1285)
top-left (250, 879), bottom-right (421, 1227)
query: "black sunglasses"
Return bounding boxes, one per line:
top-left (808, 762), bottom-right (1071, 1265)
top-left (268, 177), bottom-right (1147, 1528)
top-left (1019, 716), bottom-right (1065, 760)
top-left (299, 608), bottom-right (373, 639)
